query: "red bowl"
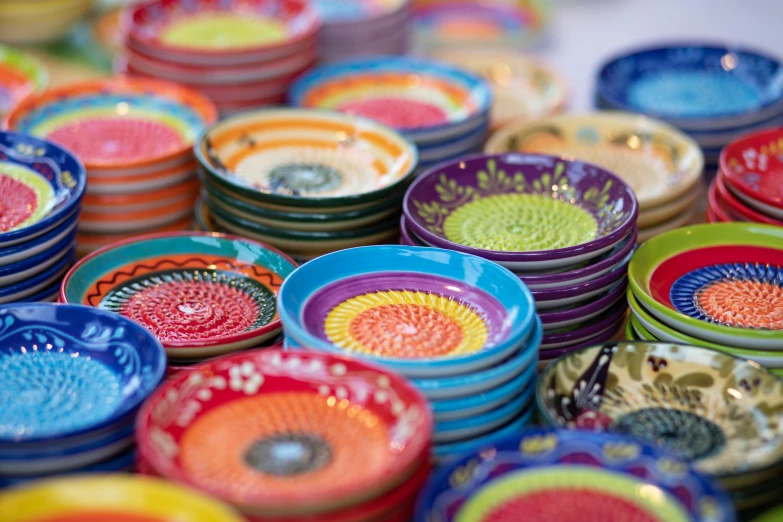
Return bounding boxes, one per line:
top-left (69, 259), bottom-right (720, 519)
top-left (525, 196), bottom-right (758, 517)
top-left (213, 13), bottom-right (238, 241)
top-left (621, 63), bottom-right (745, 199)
top-left (707, 177), bottom-right (739, 223)
top-left (720, 126), bottom-right (783, 213)
top-left (716, 169), bottom-right (783, 225)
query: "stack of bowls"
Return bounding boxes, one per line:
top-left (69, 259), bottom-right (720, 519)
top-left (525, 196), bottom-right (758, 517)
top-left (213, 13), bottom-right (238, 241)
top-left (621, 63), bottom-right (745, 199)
top-left (193, 108), bottom-right (418, 262)
top-left (278, 245), bottom-right (542, 461)
top-left (288, 55), bottom-right (492, 174)
top-left (595, 43), bottom-right (783, 170)
top-left (0, 303), bottom-right (166, 487)
top-left (0, 131), bottom-right (85, 304)
top-left (709, 128), bottom-right (783, 226)
top-left (0, 0), bottom-right (93, 44)
top-left (4, 77), bottom-right (217, 256)
top-left (60, 232), bottom-right (298, 375)
top-left (626, 223), bottom-right (783, 379)
top-left (0, 45), bottom-right (48, 118)
top-left (120, 0), bottom-right (321, 114)
top-left (401, 153), bottom-right (638, 365)
top-left (486, 112), bottom-right (705, 243)
top-left (538, 341), bottom-right (783, 515)
top-left (313, 0), bottom-right (411, 63)
top-left (136, 348), bottom-right (433, 522)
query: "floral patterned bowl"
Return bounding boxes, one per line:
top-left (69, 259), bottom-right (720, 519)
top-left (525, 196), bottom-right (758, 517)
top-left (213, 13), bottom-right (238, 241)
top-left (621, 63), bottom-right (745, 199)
top-left (403, 153), bottom-right (638, 270)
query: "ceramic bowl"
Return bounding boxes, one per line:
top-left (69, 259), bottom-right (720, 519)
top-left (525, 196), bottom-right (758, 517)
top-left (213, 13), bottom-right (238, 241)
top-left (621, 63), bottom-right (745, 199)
top-left (404, 153), bottom-right (638, 270)
top-left (637, 205), bottom-right (700, 244)
top-left (416, 428), bottom-right (735, 522)
top-left (637, 186), bottom-right (701, 228)
top-left (60, 232), bottom-right (298, 358)
top-left (540, 280), bottom-right (627, 330)
top-left (0, 228), bottom-right (75, 287)
top-left (596, 43), bottom-right (783, 130)
top-left (540, 299), bottom-right (627, 349)
top-left (432, 407), bottom-right (534, 461)
top-left (0, 247), bottom-right (75, 304)
top-left (136, 349), bottom-right (432, 515)
top-left (278, 245), bottom-right (537, 378)
top-left (715, 171), bottom-right (783, 225)
top-left (485, 111), bottom-right (704, 209)
top-left (0, 45), bottom-right (47, 116)
top-left (5, 77), bottom-right (217, 171)
top-left (288, 55), bottom-right (493, 144)
top-left (314, 0), bottom-right (410, 29)
top-left (0, 448), bottom-right (136, 488)
top-left (0, 303), bottom-right (165, 444)
top-left (628, 223), bottom-right (783, 349)
top-left (538, 341), bottom-right (783, 482)
top-left (0, 131), bottom-right (86, 249)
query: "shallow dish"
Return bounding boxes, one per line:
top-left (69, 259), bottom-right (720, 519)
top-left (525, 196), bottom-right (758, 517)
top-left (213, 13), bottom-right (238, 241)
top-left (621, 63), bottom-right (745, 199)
top-left (715, 171), bottom-right (783, 225)
top-left (720, 127), bottom-right (783, 216)
top-left (531, 253), bottom-right (630, 310)
top-left (0, 448), bottom-right (136, 488)
top-left (60, 232), bottom-right (298, 357)
top-left (0, 229), bottom-right (74, 286)
top-left (403, 153), bottom-right (638, 270)
top-left (539, 300), bottom-right (627, 349)
top-left (628, 223), bottom-right (783, 349)
top-left (432, 408), bottom-right (534, 461)
top-left (538, 341), bottom-right (783, 481)
top-left (0, 45), bottom-right (47, 116)
top-left (539, 280), bottom-right (627, 330)
top-left (136, 349), bottom-right (432, 515)
top-left (278, 245), bottom-right (537, 378)
top-left (0, 247), bottom-right (74, 304)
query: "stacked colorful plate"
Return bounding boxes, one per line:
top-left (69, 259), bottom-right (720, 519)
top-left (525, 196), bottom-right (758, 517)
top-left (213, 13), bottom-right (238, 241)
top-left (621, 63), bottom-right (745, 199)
top-left (415, 428), bottom-right (735, 522)
top-left (486, 112), bottom-right (704, 243)
top-left (0, 131), bottom-right (85, 304)
top-left (120, 0), bottom-right (321, 114)
top-left (538, 341), bottom-right (783, 515)
top-left (427, 48), bottom-right (568, 131)
top-left (4, 77), bottom-right (217, 256)
top-left (0, 475), bottom-right (246, 521)
top-left (595, 43), bottom-right (783, 170)
top-left (625, 223), bottom-right (783, 377)
top-left (709, 128), bottom-right (783, 226)
top-left (59, 232), bottom-right (297, 374)
top-left (0, 45), bottom-right (47, 118)
top-left (193, 108), bottom-right (418, 261)
top-left (401, 153), bottom-right (638, 365)
top-left (278, 245), bottom-right (541, 461)
top-left (0, 0), bottom-right (93, 44)
top-left (313, 0), bottom-right (411, 63)
top-left (136, 348), bottom-right (433, 522)
top-left (0, 303), bottom-right (166, 487)
top-left (289, 55), bottom-right (492, 174)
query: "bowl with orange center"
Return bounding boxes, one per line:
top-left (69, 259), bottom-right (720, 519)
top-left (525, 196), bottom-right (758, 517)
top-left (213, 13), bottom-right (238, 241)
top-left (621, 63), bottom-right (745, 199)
top-left (135, 348), bottom-right (432, 516)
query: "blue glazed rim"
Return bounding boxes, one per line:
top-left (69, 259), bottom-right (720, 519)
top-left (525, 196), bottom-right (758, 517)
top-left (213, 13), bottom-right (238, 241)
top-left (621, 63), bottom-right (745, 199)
top-left (0, 449), bottom-right (135, 487)
top-left (0, 206), bottom-right (79, 262)
top-left (417, 428), bottom-right (737, 522)
top-left (0, 246), bottom-right (74, 299)
top-left (288, 55), bottom-right (493, 137)
top-left (0, 422), bottom-right (134, 461)
top-left (277, 245), bottom-right (537, 375)
top-left (433, 407), bottom-right (535, 460)
top-left (0, 303), bottom-right (166, 444)
top-left (0, 226), bottom-right (75, 280)
top-left (0, 131), bottom-right (86, 247)
top-left (596, 42), bottom-right (783, 124)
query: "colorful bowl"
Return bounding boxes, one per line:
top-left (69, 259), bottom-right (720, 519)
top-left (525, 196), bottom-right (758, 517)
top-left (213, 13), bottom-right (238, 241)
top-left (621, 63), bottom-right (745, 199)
top-left (415, 428), bottom-right (735, 522)
top-left (539, 280), bottom-right (627, 330)
top-left (0, 303), bottom-right (165, 444)
top-left (278, 245), bottom-right (537, 377)
top-left (136, 349), bottom-right (432, 515)
top-left (60, 232), bottom-right (298, 358)
top-left (715, 171), bottom-right (783, 226)
top-left (628, 223), bottom-right (783, 349)
top-left (403, 153), bottom-right (638, 270)
top-left (0, 45), bottom-right (48, 116)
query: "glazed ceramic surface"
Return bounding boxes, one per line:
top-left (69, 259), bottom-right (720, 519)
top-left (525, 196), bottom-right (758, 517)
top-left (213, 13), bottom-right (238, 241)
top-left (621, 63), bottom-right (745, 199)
top-left (415, 428), bottom-right (735, 522)
top-left (136, 349), bottom-right (432, 513)
top-left (60, 232), bottom-right (298, 355)
top-left (278, 245), bottom-right (536, 377)
top-left (403, 153), bottom-right (638, 269)
top-left (720, 128), bottom-right (783, 212)
top-left (313, 0), bottom-right (407, 23)
top-left (485, 112), bottom-right (703, 209)
top-left (538, 342), bottom-right (783, 479)
top-left (196, 108), bottom-right (417, 205)
top-left (0, 303), bottom-right (165, 443)
top-left (628, 223), bottom-right (783, 349)
top-left (5, 78), bottom-right (217, 169)
top-left (0, 45), bottom-right (47, 116)
top-left (714, 171), bottom-right (783, 226)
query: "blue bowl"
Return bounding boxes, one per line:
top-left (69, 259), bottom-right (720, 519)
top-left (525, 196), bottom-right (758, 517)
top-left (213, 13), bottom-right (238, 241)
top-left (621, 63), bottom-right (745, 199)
top-left (278, 245), bottom-right (537, 378)
top-left (0, 246), bottom-right (75, 303)
top-left (433, 408), bottom-right (534, 461)
top-left (0, 227), bottom-right (75, 287)
top-left (0, 303), bottom-right (166, 443)
top-left (0, 131), bottom-right (86, 249)
top-left (0, 448), bottom-right (135, 488)
top-left (0, 207), bottom-right (79, 267)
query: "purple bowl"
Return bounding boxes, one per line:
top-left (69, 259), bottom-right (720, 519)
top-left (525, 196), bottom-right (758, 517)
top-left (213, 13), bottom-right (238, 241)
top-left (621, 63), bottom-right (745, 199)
top-left (540, 299), bottom-right (628, 348)
top-left (538, 315), bottom-right (627, 360)
top-left (540, 280), bottom-right (627, 330)
top-left (402, 153), bottom-right (638, 270)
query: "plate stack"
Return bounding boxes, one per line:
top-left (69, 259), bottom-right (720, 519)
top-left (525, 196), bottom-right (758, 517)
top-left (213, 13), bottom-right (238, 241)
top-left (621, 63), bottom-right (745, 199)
top-left (193, 108), bottom-right (418, 262)
top-left (0, 303), bottom-right (165, 487)
top-left (136, 349), bottom-right (433, 522)
top-left (278, 245), bottom-right (542, 461)
top-left (626, 223), bottom-right (783, 380)
top-left (0, 0), bottom-right (92, 44)
top-left (0, 132), bottom-right (85, 304)
top-left (401, 153), bottom-right (638, 367)
top-left (60, 232), bottom-right (298, 375)
top-left (4, 77), bottom-right (217, 256)
top-left (313, 0), bottom-right (411, 63)
top-left (120, 0), bottom-right (321, 114)
top-left (709, 128), bottom-right (783, 226)
top-left (0, 45), bottom-right (48, 118)
top-left (486, 112), bottom-right (705, 243)
top-left (595, 43), bottom-right (783, 171)
top-left (538, 341), bottom-right (783, 516)
top-left (289, 55), bottom-right (492, 175)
